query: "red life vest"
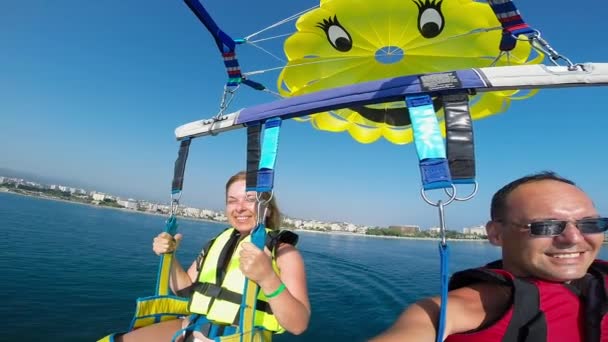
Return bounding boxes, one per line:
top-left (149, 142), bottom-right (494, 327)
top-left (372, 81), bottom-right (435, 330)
top-left (445, 260), bottom-right (608, 342)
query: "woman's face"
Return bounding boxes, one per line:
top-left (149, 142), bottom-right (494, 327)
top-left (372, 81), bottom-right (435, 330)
top-left (226, 179), bottom-right (258, 234)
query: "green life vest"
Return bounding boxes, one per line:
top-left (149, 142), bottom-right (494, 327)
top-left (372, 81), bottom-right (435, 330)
top-left (188, 227), bottom-right (298, 333)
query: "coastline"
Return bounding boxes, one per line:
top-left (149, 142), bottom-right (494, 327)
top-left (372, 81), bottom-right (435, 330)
top-left (2, 190), bottom-right (489, 243)
top-left (0, 190), bottom-right (221, 225)
top-left (294, 228), bottom-right (489, 242)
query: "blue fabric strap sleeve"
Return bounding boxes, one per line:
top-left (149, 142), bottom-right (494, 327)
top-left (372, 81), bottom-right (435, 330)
top-left (407, 95), bottom-right (446, 160)
top-left (406, 95), bottom-right (452, 190)
top-left (256, 118), bottom-right (282, 192)
top-left (420, 159), bottom-right (452, 190)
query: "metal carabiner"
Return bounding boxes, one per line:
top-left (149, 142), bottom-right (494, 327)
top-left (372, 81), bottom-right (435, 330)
top-left (255, 190), bottom-right (274, 227)
top-left (437, 200), bottom-right (448, 246)
top-left (214, 84), bottom-right (240, 120)
top-left (524, 30), bottom-right (577, 70)
top-left (170, 192), bottom-right (182, 216)
top-left (444, 181), bottom-right (478, 202)
top-left (421, 184), bottom-right (457, 207)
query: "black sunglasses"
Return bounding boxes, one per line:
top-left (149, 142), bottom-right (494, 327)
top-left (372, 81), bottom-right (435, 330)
top-left (501, 218), bottom-right (608, 236)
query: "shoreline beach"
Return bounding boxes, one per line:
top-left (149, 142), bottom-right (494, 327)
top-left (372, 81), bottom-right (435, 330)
top-left (3, 190), bottom-right (488, 242)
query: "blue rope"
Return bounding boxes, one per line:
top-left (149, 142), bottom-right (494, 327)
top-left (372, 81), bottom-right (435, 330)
top-left (238, 223), bottom-right (267, 342)
top-left (436, 243), bottom-right (450, 342)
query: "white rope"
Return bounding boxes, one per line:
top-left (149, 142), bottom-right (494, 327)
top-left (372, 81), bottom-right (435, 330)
top-left (247, 33), bottom-right (293, 45)
top-left (243, 55), bottom-right (370, 77)
top-left (243, 5), bottom-right (318, 41)
top-left (247, 41), bottom-right (286, 64)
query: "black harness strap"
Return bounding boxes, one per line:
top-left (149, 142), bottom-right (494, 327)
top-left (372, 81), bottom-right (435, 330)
top-left (578, 262), bottom-right (608, 341)
top-left (442, 93), bottom-right (475, 182)
top-left (172, 138), bottom-right (191, 193)
top-left (246, 124), bottom-right (261, 191)
top-left (266, 230), bottom-right (299, 254)
top-left (191, 282), bottom-right (273, 315)
top-left (502, 278), bottom-right (546, 342)
top-left (215, 230), bottom-right (241, 285)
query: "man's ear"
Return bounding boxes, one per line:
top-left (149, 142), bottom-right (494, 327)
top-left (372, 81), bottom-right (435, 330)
top-left (486, 220), bottom-right (503, 246)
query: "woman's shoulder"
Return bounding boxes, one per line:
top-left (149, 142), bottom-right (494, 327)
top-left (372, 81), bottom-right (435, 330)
top-left (275, 240), bottom-right (304, 265)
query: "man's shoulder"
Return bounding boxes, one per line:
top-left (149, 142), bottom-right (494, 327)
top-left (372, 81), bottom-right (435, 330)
top-left (450, 262), bottom-right (513, 291)
top-left (445, 282), bottom-right (512, 333)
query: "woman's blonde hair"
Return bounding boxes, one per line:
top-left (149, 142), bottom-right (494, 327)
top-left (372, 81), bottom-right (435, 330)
top-left (225, 171), bottom-right (282, 230)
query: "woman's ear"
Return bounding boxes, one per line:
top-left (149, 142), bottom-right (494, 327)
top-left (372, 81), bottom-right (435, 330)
top-left (486, 220), bottom-right (503, 246)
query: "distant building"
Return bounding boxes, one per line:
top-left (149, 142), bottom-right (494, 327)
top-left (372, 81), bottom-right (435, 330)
top-left (463, 225), bottom-right (486, 235)
top-left (184, 207), bottom-right (201, 217)
top-left (428, 227), bottom-right (441, 233)
top-left (200, 209), bottom-right (216, 218)
top-left (25, 181), bottom-right (43, 189)
top-left (214, 212), bottom-right (227, 222)
top-left (344, 223), bottom-right (357, 232)
top-left (329, 223), bottom-right (341, 231)
top-left (355, 226), bottom-right (368, 234)
top-left (117, 199), bottom-right (137, 210)
top-left (91, 192), bottom-right (106, 201)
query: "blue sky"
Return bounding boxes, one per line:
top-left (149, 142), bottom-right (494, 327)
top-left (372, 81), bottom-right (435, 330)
top-left (1, 0), bottom-right (607, 229)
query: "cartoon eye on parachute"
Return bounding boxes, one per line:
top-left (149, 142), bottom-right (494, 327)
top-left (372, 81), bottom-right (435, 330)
top-left (99, 1), bottom-right (608, 341)
top-left (278, 0), bottom-right (544, 144)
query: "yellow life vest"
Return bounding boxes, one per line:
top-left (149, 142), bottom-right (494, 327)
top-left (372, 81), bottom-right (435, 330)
top-left (188, 228), bottom-right (289, 333)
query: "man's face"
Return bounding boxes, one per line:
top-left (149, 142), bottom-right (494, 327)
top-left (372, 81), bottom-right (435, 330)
top-left (488, 180), bottom-right (604, 282)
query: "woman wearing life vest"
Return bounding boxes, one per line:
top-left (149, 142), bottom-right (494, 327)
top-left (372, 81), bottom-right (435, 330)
top-left (371, 171), bottom-right (608, 342)
top-left (118, 171), bottom-right (311, 341)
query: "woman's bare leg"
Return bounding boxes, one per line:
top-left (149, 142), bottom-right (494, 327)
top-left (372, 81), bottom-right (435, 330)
top-left (116, 319), bottom-right (183, 342)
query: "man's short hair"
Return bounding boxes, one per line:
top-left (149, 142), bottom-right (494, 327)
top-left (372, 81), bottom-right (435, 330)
top-left (490, 171), bottom-right (576, 221)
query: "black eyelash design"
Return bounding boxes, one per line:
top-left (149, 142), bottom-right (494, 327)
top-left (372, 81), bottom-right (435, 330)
top-left (316, 15), bottom-right (353, 52)
top-left (412, 0), bottom-right (443, 11)
top-left (316, 15), bottom-right (341, 31)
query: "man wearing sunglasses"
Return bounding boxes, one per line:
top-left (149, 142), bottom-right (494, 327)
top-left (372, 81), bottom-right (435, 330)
top-left (371, 171), bottom-right (608, 342)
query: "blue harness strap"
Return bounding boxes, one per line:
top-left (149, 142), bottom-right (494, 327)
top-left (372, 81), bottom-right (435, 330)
top-left (406, 95), bottom-right (452, 190)
top-left (487, 0), bottom-right (536, 51)
top-left (239, 117), bottom-right (283, 341)
top-left (437, 242), bottom-right (450, 342)
top-left (126, 140), bottom-right (193, 332)
top-left (173, 121), bottom-right (284, 341)
top-left (183, 0), bottom-right (268, 90)
top-left (405, 94), bottom-right (458, 342)
top-left (257, 118), bottom-right (282, 192)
